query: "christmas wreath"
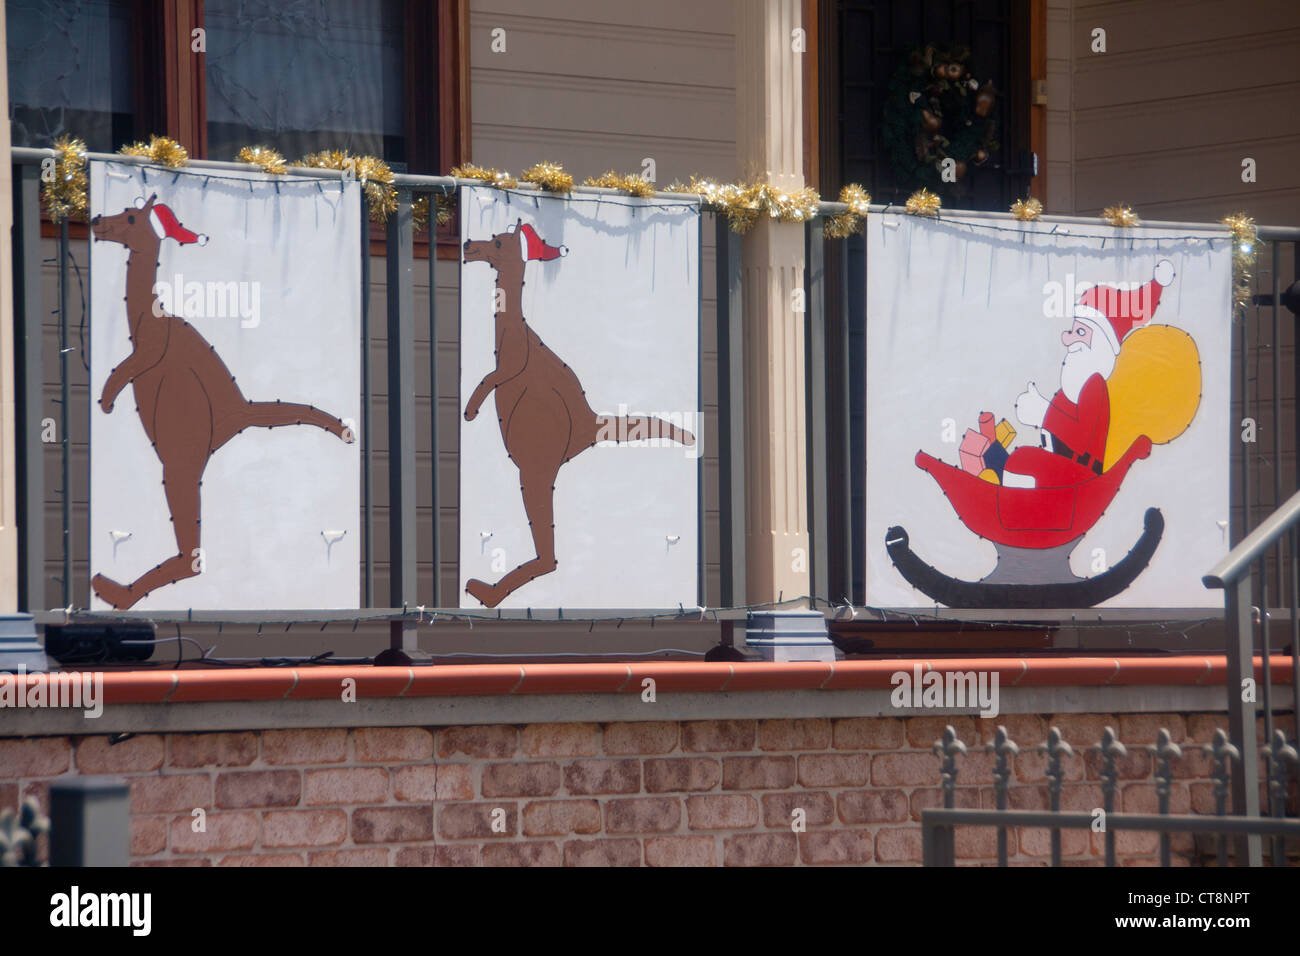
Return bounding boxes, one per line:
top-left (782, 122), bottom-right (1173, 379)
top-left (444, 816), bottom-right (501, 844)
top-left (880, 44), bottom-right (999, 194)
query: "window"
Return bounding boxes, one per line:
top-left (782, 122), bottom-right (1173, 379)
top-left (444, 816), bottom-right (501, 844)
top-left (6, 0), bottom-right (466, 181)
top-left (6, 0), bottom-right (137, 151)
top-left (203, 0), bottom-right (408, 167)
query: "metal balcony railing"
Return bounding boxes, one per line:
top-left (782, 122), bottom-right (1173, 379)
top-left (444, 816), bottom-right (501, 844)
top-left (9, 145), bottom-right (1300, 655)
top-left (919, 723), bottom-right (1300, 867)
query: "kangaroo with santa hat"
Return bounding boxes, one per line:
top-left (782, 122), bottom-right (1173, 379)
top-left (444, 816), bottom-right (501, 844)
top-left (89, 193), bottom-right (353, 610)
top-left (461, 218), bottom-right (696, 608)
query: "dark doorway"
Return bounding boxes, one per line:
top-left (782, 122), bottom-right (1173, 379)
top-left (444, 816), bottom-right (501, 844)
top-left (829, 0), bottom-right (1033, 209)
top-left (818, 0), bottom-right (1035, 606)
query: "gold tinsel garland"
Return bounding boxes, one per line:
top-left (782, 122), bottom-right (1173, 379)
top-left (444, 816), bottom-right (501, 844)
top-left (1222, 212), bottom-right (1261, 315)
top-left (1101, 204), bottom-right (1140, 228)
top-left (824, 184), bottom-right (872, 238)
top-left (411, 193), bottom-right (455, 233)
top-left (665, 177), bottom-right (752, 230)
top-left (450, 163), bottom-right (518, 189)
top-left (762, 183), bottom-right (821, 224)
top-left (236, 145), bottom-right (287, 175)
top-left (905, 188), bottom-right (942, 217)
top-left (119, 134), bottom-right (189, 168)
top-left (1010, 197), bottom-right (1043, 221)
top-left (300, 150), bottom-right (397, 222)
top-left (522, 161), bottom-right (575, 193)
top-left (582, 170), bottom-right (656, 198)
top-left (42, 135), bottom-right (88, 222)
top-left (664, 177), bottom-right (821, 233)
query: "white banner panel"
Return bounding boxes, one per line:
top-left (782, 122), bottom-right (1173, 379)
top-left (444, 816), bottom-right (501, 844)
top-left (865, 213), bottom-right (1232, 609)
top-left (459, 185), bottom-right (700, 609)
top-left (89, 161), bottom-right (360, 610)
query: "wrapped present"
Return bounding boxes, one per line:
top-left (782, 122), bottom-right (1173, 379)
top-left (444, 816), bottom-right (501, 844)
top-left (983, 438), bottom-right (1010, 477)
top-left (979, 412), bottom-right (996, 442)
top-left (995, 418), bottom-right (1016, 449)
top-left (978, 468), bottom-right (1000, 485)
top-left (959, 429), bottom-right (991, 475)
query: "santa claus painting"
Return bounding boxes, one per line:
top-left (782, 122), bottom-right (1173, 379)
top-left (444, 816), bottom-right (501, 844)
top-left (1003, 259), bottom-right (1176, 489)
top-left (887, 259), bottom-right (1204, 608)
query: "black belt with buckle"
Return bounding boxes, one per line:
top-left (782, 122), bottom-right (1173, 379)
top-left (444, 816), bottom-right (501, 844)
top-left (1045, 433), bottom-right (1103, 476)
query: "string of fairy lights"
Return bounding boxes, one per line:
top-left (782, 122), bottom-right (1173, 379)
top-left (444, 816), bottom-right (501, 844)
top-left (36, 133), bottom-right (1263, 313)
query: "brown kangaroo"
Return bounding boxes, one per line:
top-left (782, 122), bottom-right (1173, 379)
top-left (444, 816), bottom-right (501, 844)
top-left (462, 219), bottom-right (695, 607)
top-left (90, 193), bottom-right (353, 609)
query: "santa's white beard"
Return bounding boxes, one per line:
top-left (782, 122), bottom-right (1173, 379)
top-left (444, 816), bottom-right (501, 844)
top-left (1059, 342), bottom-right (1115, 402)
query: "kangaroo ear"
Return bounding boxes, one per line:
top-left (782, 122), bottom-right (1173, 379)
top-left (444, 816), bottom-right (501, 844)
top-left (512, 218), bottom-right (522, 233)
top-left (146, 193), bottom-right (159, 208)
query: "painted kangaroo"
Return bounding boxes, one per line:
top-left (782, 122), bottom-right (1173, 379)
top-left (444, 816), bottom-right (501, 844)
top-left (462, 219), bottom-right (695, 607)
top-left (90, 194), bottom-right (353, 609)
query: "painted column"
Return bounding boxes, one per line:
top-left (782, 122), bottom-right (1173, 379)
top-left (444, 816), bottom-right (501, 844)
top-left (735, 0), bottom-right (809, 605)
top-left (734, 0), bottom-right (831, 660)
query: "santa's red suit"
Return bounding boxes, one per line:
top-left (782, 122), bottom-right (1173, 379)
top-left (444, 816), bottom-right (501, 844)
top-left (1002, 259), bottom-right (1175, 489)
top-left (1004, 373), bottom-right (1110, 486)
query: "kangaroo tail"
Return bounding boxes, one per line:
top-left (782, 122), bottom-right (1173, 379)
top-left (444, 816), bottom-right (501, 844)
top-left (595, 414), bottom-right (695, 447)
top-left (243, 401), bottom-right (353, 442)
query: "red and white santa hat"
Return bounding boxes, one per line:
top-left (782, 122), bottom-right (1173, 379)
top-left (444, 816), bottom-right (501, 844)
top-left (518, 222), bottom-right (567, 261)
top-left (1073, 259), bottom-right (1174, 354)
top-left (135, 197), bottom-right (208, 246)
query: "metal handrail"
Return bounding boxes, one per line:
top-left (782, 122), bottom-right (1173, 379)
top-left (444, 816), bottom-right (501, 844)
top-left (1204, 488), bottom-right (1300, 588)
top-left (14, 146), bottom-right (1300, 239)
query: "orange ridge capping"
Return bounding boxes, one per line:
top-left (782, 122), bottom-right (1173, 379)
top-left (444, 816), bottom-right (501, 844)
top-left (27, 656), bottom-right (1291, 707)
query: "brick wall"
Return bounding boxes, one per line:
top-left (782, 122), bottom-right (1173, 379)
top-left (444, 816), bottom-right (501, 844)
top-left (1, 713), bottom-right (1291, 866)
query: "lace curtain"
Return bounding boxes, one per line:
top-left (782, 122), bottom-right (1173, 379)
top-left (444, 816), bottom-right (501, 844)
top-left (6, 0), bottom-right (135, 150)
top-left (204, 0), bottom-right (406, 166)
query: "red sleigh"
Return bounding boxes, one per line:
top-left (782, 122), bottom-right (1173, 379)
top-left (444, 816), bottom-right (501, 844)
top-left (914, 435), bottom-right (1153, 549)
top-left (887, 435), bottom-right (1163, 608)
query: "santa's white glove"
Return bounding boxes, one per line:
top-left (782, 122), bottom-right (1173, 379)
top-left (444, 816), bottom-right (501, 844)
top-left (1015, 381), bottom-right (1050, 429)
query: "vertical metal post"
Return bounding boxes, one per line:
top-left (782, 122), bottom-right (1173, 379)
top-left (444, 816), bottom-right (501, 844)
top-left (1292, 530), bottom-right (1300, 761)
top-left (1260, 566), bottom-right (1274, 771)
top-left (1224, 573), bottom-right (1264, 865)
top-left (1153, 729), bottom-right (1182, 867)
top-left (361, 194), bottom-right (374, 606)
top-left (1265, 731), bottom-right (1296, 866)
top-left (1207, 728), bottom-right (1238, 869)
top-left (1100, 727), bottom-right (1126, 867)
top-left (387, 191), bottom-right (417, 653)
top-left (838, 239), bottom-right (854, 601)
top-left (934, 725), bottom-right (965, 811)
top-left (1239, 286), bottom-right (1251, 548)
top-left (805, 220), bottom-right (830, 607)
top-left (13, 164), bottom-right (45, 611)
top-left (1293, 239), bottom-right (1300, 745)
top-left (49, 777), bottom-right (129, 866)
top-left (1045, 727), bottom-right (1072, 868)
top-left (697, 209), bottom-right (705, 606)
top-left (989, 726), bottom-right (1017, 868)
top-left (1271, 240), bottom-right (1283, 604)
top-left (921, 818), bottom-right (955, 867)
top-left (428, 195), bottom-right (441, 608)
top-left (58, 220), bottom-right (71, 606)
top-left (1263, 243), bottom-right (1283, 759)
top-left (715, 214), bottom-right (745, 610)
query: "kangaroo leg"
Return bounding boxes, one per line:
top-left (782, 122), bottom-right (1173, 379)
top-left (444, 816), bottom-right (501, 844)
top-left (212, 400), bottom-right (354, 449)
top-left (91, 462), bottom-right (204, 610)
top-left (466, 467), bottom-right (560, 608)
